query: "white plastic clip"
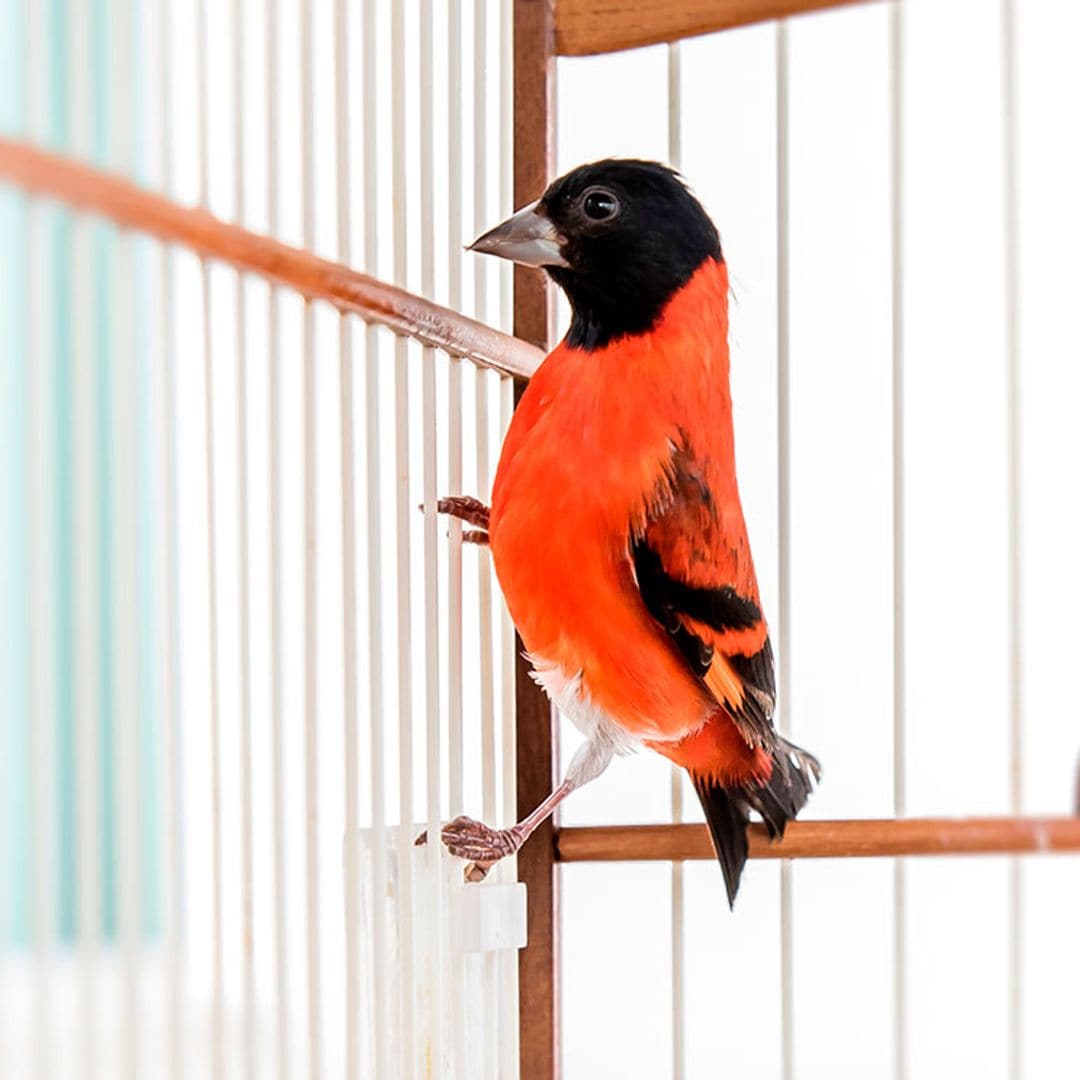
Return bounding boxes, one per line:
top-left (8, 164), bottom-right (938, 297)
top-left (454, 881), bottom-right (527, 953)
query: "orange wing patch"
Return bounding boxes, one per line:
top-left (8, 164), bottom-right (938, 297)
top-left (703, 651), bottom-right (745, 713)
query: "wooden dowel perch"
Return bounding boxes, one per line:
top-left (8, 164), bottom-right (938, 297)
top-left (0, 137), bottom-right (543, 381)
top-left (556, 817), bottom-right (1080, 862)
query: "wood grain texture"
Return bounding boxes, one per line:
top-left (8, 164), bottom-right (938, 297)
top-left (514, 636), bottom-right (560, 1080)
top-left (0, 137), bottom-right (543, 380)
top-left (555, 818), bottom-right (1080, 862)
top-left (554, 0), bottom-right (878, 56)
top-left (514, 0), bottom-right (559, 350)
top-left (513, 5), bottom-right (560, 1078)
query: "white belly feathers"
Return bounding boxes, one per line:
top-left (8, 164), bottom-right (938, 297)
top-left (527, 655), bottom-right (639, 756)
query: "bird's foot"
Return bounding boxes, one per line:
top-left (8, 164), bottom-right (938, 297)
top-left (440, 816), bottom-right (525, 861)
top-left (415, 815), bottom-right (525, 883)
top-left (436, 496), bottom-right (490, 531)
top-left (420, 496), bottom-right (491, 545)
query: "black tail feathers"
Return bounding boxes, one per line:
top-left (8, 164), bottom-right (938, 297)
top-left (693, 737), bottom-right (820, 909)
top-left (693, 776), bottom-right (749, 910)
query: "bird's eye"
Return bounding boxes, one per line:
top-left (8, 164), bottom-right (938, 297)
top-left (582, 187), bottom-right (620, 222)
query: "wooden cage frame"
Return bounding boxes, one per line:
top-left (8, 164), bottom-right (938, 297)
top-left (1, 1), bottom-right (1079, 1077)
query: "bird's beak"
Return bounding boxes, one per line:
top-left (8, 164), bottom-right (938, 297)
top-left (467, 200), bottom-right (569, 268)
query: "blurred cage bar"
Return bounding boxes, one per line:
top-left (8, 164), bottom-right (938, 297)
top-left (1, 0), bottom-right (526, 1077)
top-left (0, 2), bottom-right (1079, 1080)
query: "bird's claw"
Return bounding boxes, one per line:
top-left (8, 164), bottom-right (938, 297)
top-left (441, 815), bottom-right (523, 862)
top-left (416, 816), bottom-right (524, 882)
top-left (463, 861), bottom-right (493, 883)
top-left (419, 497), bottom-right (491, 545)
top-left (435, 496), bottom-right (490, 531)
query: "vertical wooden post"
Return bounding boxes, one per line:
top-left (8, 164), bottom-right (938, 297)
top-left (513, 3), bottom-right (559, 1079)
top-left (513, 0), bottom-right (558, 350)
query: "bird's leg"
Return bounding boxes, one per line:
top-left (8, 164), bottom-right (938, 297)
top-left (418, 734), bottom-right (616, 881)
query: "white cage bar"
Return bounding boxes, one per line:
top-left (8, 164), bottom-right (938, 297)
top-left (889, 5), bottom-right (909, 1080)
top-left (774, 20), bottom-right (796, 1080)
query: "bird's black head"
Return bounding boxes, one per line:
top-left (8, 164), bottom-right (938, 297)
top-left (469, 159), bottom-right (723, 351)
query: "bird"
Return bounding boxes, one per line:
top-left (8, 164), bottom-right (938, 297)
top-left (431, 159), bottom-right (819, 906)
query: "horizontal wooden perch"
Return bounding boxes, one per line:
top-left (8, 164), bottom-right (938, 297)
top-left (554, 0), bottom-right (878, 56)
top-left (0, 137), bottom-right (543, 382)
top-left (555, 817), bottom-right (1080, 862)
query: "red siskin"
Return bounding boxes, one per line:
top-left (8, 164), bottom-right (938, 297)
top-left (435, 159), bottom-right (819, 906)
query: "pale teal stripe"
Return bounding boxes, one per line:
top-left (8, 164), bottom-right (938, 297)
top-left (43, 0), bottom-right (79, 944)
top-left (0, 194), bottom-right (31, 948)
top-left (0, 0), bottom-right (163, 946)
top-left (133, 0), bottom-right (162, 936)
top-left (91, 0), bottom-right (118, 939)
top-left (0, 0), bottom-right (25, 134)
top-left (94, 222), bottom-right (118, 941)
top-left (1, 0), bottom-right (30, 948)
top-left (136, 249), bottom-right (162, 938)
